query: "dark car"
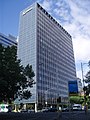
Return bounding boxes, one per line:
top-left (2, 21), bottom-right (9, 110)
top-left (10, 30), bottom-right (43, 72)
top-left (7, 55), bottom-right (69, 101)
top-left (20, 109), bottom-right (28, 113)
top-left (8, 105), bottom-right (12, 112)
top-left (48, 108), bottom-right (57, 112)
top-left (62, 107), bottom-right (69, 112)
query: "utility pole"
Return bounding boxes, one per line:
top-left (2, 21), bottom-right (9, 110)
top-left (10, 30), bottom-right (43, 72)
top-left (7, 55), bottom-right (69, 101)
top-left (81, 62), bottom-right (84, 87)
top-left (81, 62), bottom-right (88, 114)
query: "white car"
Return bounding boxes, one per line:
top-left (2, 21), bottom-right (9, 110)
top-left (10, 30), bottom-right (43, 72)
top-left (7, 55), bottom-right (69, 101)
top-left (41, 108), bottom-right (49, 112)
top-left (0, 104), bottom-right (9, 112)
top-left (73, 104), bottom-right (82, 111)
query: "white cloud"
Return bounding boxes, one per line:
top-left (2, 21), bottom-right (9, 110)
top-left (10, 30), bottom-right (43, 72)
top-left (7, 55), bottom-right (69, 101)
top-left (54, 0), bottom-right (72, 22)
top-left (63, 22), bottom-right (90, 62)
top-left (67, 0), bottom-right (90, 25)
top-left (39, 0), bottom-right (90, 79)
top-left (40, 0), bottom-right (53, 11)
top-left (54, 0), bottom-right (90, 79)
top-left (73, 37), bottom-right (90, 61)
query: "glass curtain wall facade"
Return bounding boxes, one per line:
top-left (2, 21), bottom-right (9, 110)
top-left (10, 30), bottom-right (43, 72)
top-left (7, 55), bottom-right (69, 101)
top-left (18, 3), bottom-right (76, 106)
top-left (17, 4), bottom-right (37, 104)
top-left (0, 33), bottom-right (17, 47)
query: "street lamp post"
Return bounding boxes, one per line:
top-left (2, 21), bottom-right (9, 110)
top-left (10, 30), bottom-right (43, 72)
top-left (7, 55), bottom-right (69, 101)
top-left (45, 87), bottom-right (53, 108)
top-left (45, 90), bottom-right (48, 108)
top-left (35, 63), bottom-right (43, 112)
top-left (35, 93), bottom-right (38, 112)
top-left (81, 63), bottom-right (86, 87)
top-left (45, 88), bottom-right (50, 108)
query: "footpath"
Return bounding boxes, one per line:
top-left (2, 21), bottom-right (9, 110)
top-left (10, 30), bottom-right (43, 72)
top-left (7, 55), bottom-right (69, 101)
top-left (60, 111), bottom-right (90, 120)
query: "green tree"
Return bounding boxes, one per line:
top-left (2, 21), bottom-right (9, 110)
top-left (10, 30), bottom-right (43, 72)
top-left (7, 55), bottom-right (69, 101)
top-left (82, 61), bottom-right (90, 106)
top-left (70, 96), bottom-right (84, 104)
top-left (84, 61), bottom-right (90, 95)
top-left (0, 44), bottom-right (35, 103)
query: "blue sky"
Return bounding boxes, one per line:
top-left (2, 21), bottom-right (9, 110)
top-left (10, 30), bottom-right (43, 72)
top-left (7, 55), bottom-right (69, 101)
top-left (0, 0), bottom-right (90, 79)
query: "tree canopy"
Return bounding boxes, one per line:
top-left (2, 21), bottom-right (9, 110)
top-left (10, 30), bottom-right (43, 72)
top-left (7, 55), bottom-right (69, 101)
top-left (70, 96), bottom-right (84, 104)
top-left (83, 61), bottom-right (90, 96)
top-left (0, 44), bottom-right (35, 103)
top-left (84, 61), bottom-right (90, 83)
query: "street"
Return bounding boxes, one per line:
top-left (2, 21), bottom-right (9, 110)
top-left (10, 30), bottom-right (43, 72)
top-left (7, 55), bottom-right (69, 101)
top-left (0, 111), bottom-right (90, 120)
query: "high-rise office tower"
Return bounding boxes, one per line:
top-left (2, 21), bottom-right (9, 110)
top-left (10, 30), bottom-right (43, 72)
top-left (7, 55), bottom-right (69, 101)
top-left (0, 33), bottom-right (17, 47)
top-left (17, 3), bottom-right (76, 110)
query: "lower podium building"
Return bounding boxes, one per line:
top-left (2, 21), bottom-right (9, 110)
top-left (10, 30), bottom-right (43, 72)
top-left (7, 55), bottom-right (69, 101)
top-left (69, 78), bottom-right (82, 96)
top-left (0, 33), bottom-right (17, 47)
top-left (17, 3), bottom-right (76, 111)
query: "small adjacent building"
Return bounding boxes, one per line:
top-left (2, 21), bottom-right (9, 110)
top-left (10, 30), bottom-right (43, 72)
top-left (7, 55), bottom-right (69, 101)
top-left (0, 33), bottom-right (17, 47)
top-left (68, 78), bottom-right (82, 96)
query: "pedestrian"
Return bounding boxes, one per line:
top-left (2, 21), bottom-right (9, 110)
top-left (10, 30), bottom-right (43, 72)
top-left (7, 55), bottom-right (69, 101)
top-left (84, 104), bottom-right (88, 114)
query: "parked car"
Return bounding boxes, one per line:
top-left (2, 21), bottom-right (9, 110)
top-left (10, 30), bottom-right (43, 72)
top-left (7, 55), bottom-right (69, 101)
top-left (48, 107), bottom-right (57, 112)
top-left (41, 107), bottom-right (57, 112)
top-left (73, 104), bottom-right (82, 111)
top-left (7, 105), bottom-right (12, 112)
top-left (62, 107), bottom-right (69, 112)
top-left (20, 109), bottom-right (28, 113)
top-left (0, 104), bottom-right (8, 112)
top-left (28, 109), bottom-right (35, 113)
top-left (41, 108), bottom-right (49, 112)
